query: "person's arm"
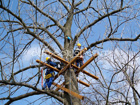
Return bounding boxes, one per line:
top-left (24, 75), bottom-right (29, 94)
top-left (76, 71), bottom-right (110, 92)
top-left (74, 48), bottom-right (80, 56)
top-left (49, 61), bottom-right (57, 67)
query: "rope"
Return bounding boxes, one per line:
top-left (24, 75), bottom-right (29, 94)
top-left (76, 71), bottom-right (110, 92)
top-left (41, 68), bottom-right (43, 87)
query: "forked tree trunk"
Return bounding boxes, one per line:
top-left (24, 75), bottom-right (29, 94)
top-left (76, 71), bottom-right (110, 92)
top-left (62, 8), bottom-right (81, 104)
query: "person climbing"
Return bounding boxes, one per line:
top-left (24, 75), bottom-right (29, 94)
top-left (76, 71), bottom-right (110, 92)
top-left (42, 57), bottom-right (57, 90)
top-left (74, 43), bottom-right (84, 67)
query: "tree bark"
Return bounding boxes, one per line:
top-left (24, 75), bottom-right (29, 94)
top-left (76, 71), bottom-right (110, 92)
top-left (64, 68), bottom-right (81, 105)
top-left (63, 8), bottom-right (82, 104)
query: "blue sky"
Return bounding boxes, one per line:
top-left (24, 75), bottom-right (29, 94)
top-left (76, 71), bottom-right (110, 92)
top-left (1, 0), bottom-right (140, 105)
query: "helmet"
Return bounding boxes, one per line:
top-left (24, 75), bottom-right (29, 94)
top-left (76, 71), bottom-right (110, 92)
top-left (46, 57), bottom-right (50, 61)
top-left (77, 43), bottom-right (81, 47)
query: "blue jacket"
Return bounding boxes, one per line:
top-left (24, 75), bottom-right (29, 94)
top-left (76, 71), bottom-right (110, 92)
top-left (45, 60), bottom-right (57, 75)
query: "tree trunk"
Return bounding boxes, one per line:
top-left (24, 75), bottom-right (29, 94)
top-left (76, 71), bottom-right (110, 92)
top-left (63, 40), bottom-right (81, 104)
top-left (133, 89), bottom-right (139, 105)
top-left (64, 67), bottom-right (81, 105)
top-left (62, 41), bottom-right (82, 105)
top-left (62, 7), bottom-right (81, 104)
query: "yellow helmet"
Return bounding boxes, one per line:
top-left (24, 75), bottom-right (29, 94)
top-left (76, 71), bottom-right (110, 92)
top-left (46, 57), bottom-right (50, 61)
top-left (77, 43), bottom-right (81, 47)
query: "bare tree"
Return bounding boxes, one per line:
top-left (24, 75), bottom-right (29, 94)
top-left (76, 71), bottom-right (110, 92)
top-left (85, 44), bottom-right (140, 105)
top-left (0, 0), bottom-right (140, 105)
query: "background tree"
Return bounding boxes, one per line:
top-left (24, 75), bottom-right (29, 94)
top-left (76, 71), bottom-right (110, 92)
top-left (0, 0), bottom-right (140, 105)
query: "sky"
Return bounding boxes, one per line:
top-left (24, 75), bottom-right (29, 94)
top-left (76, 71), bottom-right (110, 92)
top-left (0, 0), bottom-right (140, 105)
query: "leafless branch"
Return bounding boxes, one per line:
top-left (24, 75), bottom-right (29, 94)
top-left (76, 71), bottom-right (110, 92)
top-left (87, 34), bottom-right (140, 50)
top-left (0, 80), bottom-right (64, 103)
top-left (73, 6), bottom-right (129, 46)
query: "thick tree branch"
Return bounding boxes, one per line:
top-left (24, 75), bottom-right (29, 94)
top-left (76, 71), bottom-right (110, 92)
top-left (0, 61), bottom-right (3, 80)
top-left (37, 27), bottom-right (63, 51)
top-left (87, 34), bottom-right (140, 50)
top-left (90, 7), bottom-right (102, 16)
top-left (74, 0), bottom-right (93, 14)
top-left (0, 5), bottom-right (56, 53)
top-left (0, 80), bottom-right (64, 103)
top-left (4, 91), bottom-right (41, 105)
top-left (13, 65), bottom-right (40, 76)
top-left (10, 25), bottom-right (63, 51)
top-left (73, 6), bottom-right (129, 46)
top-left (24, 0), bottom-right (65, 32)
top-left (75, 0), bottom-right (86, 7)
top-left (121, 0), bottom-right (123, 8)
top-left (25, 31), bottom-right (56, 53)
top-left (0, 20), bottom-right (20, 24)
top-left (58, 0), bottom-right (70, 12)
top-left (110, 100), bottom-right (131, 105)
top-left (4, 90), bottom-right (64, 105)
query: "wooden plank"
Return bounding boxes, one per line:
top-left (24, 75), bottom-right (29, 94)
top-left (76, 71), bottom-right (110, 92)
top-left (52, 82), bottom-right (84, 100)
top-left (54, 48), bottom-right (87, 80)
top-left (55, 79), bottom-right (90, 91)
top-left (55, 82), bottom-right (65, 91)
top-left (44, 50), bottom-right (68, 63)
top-left (36, 59), bottom-right (90, 87)
top-left (76, 53), bottom-right (98, 74)
top-left (44, 50), bottom-right (98, 80)
top-left (82, 70), bottom-right (98, 80)
top-left (78, 80), bottom-right (90, 87)
top-left (36, 60), bottom-right (60, 72)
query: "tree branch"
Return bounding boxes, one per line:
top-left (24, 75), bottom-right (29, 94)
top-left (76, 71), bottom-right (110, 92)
top-left (0, 80), bottom-right (64, 103)
top-left (25, 31), bottom-right (56, 53)
top-left (87, 34), bottom-right (140, 50)
top-left (37, 27), bottom-right (63, 51)
top-left (25, 0), bottom-right (65, 32)
top-left (0, 61), bottom-right (3, 80)
top-left (5, 91), bottom-right (41, 105)
top-left (74, 0), bottom-right (92, 15)
top-left (75, 0), bottom-right (86, 7)
top-left (73, 6), bottom-right (129, 46)
top-left (58, 0), bottom-right (70, 12)
top-left (13, 65), bottom-right (40, 76)
top-left (0, 5), bottom-right (56, 53)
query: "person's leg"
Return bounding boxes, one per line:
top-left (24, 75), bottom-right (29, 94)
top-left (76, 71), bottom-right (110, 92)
top-left (80, 60), bottom-right (83, 67)
top-left (76, 60), bottom-right (80, 67)
top-left (47, 77), bottom-right (54, 89)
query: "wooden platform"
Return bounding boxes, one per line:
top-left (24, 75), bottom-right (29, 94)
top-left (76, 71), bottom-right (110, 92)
top-left (44, 50), bottom-right (99, 80)
top-left (36, 48), bottom-right (99, 100)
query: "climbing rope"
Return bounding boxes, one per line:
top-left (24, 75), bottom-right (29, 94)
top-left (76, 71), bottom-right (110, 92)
top-left (41, 68), bottom-right (43, 87)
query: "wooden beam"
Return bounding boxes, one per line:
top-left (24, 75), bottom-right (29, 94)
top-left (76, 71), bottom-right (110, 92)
top-left (44, 50), bottom-right (68, 63)
top-left (82, 70), bottom-right (98, 80)
top-left (36, 60), bottom-right (90, 87)
top-left (78, 80), bottom-right (90, 87)
top-left (36, 60), bottom-right (59, 72)
top-left (55, 79), bottom-right (90, 91)
top-left (76, 53), bottom-right (98, 74)
top-left (55, 82), bottom-right (65, 91)
top-left (54, 48), bottom-right (87, 80)
top-left (44, 50), bottom-right (98, 80)
top-left (52, 82), bottom-right (84, 100)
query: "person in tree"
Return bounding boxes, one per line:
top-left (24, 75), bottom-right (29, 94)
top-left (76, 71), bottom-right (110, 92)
top-left (74, 43), bottom-right (84, 67)
top-left (42, 57), bottom-right (57, 90)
